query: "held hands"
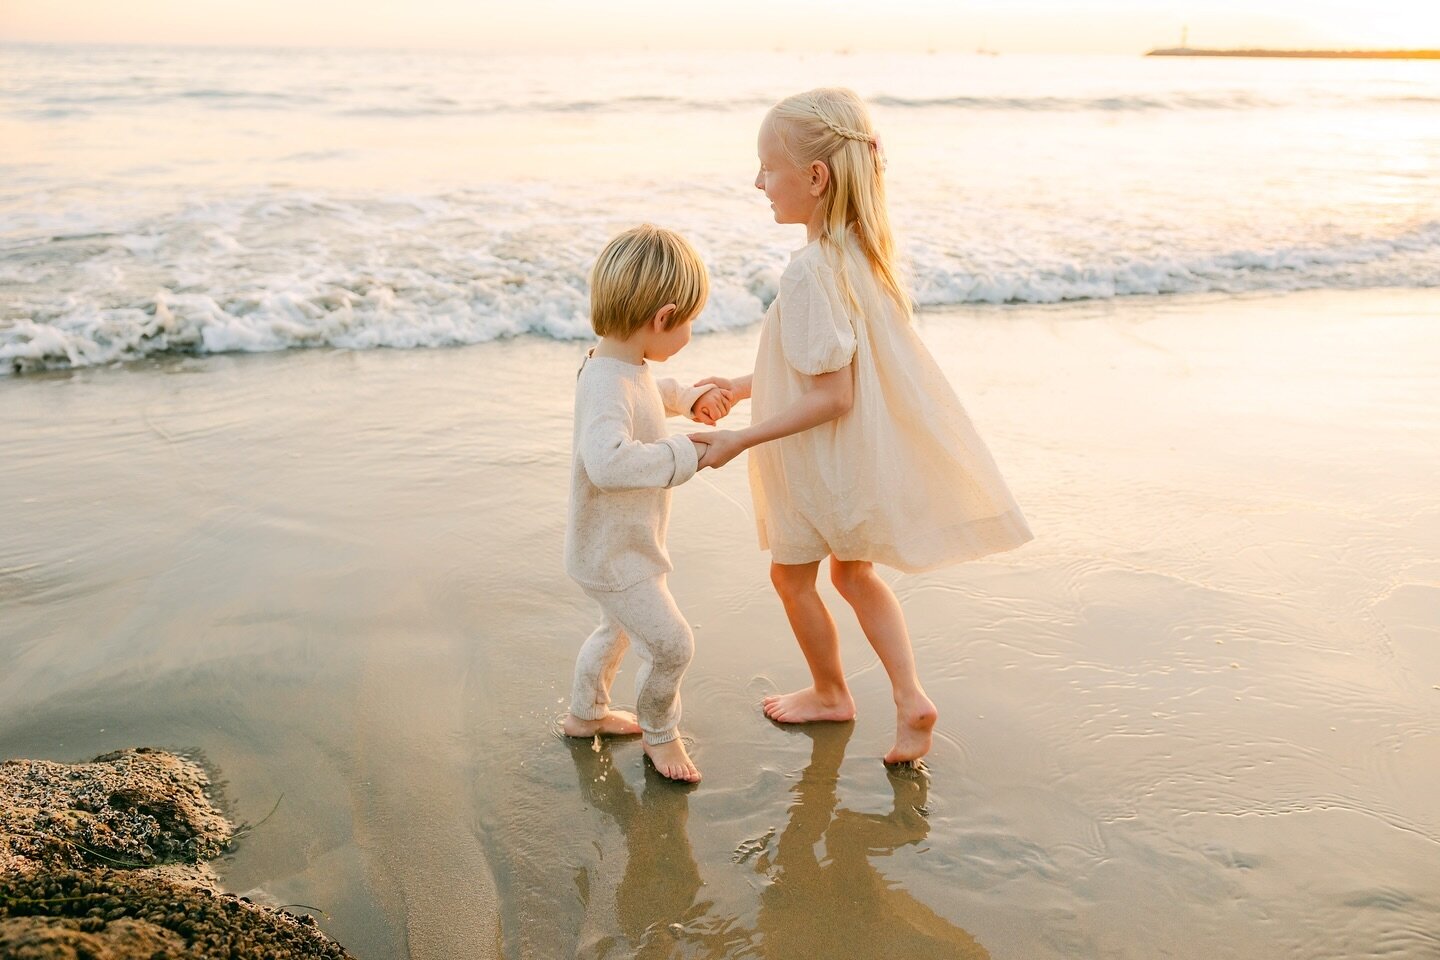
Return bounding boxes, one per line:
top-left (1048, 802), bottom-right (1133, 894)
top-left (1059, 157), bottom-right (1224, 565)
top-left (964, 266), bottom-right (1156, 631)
top-left (694, 375), bottom-right (751, 402)
top-left (689, 374), bottom-right (751, 467)
top-left (690, 386), bottom-right (734, 427)
top-left (688, 429), bottom-right (745, 470)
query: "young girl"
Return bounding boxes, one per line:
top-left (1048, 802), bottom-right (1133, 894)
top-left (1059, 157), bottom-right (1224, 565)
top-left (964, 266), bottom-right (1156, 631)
top-left (691, 88), bottom-right (1032, 764)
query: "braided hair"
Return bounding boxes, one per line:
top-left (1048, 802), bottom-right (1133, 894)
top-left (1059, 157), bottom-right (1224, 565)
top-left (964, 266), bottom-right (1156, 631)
top-left (766, 87), bottom-right (906, 319)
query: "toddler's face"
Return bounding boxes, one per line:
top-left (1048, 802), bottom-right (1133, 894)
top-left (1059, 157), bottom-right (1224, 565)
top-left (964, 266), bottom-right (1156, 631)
top-left (644, 311), bottom-right (697, 362)
top-left (755, 119), bottom-right (822, 229)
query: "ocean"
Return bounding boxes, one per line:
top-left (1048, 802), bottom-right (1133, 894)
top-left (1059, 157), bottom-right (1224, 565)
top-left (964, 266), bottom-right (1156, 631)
top-left (2, 44), bottom-right (1437, 373)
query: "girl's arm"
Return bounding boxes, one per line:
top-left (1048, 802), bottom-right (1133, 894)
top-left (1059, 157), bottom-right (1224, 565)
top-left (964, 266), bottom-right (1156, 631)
top-left (690, 366), bottom-right (852, 470)
top-left (694, 374), bottom-right (753, 402)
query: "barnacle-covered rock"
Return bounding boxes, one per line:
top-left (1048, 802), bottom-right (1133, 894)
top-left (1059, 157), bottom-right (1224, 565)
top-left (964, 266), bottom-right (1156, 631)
top-left (0, 749), bottom-right (354, 959)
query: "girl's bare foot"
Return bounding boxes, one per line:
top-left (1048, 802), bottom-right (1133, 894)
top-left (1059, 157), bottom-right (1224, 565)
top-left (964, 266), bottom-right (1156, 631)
top-left (643, 738), bottom-right (701, 783)
top-left (562, 710), bottom-right (642, 737)
top-left (761, 687), bottom-right (857, 724)
top-left (883, 695), bottom-right (938, 765)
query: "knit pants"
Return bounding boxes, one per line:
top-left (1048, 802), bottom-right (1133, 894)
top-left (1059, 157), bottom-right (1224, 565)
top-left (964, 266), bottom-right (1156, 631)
top-left (571, 575), bottom-right (694, 746)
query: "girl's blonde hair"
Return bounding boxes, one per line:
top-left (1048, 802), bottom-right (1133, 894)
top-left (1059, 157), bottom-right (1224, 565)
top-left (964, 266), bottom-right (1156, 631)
top-left (590, 224), bottom-right (709, 337)
top-left (767, 87), bottom-right (909, 318)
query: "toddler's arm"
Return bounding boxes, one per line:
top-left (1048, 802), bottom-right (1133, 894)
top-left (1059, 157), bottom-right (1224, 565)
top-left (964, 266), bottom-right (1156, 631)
top-left (579, 392), bottom-right (703, 491)
top-left (655, 378), bottom-right (710, 420)
top-left (657, 378), bottom-right (734, 426)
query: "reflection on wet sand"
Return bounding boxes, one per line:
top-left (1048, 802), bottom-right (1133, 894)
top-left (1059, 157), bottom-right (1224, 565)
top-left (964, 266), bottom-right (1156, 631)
top-left (752, 724), bottom-right (988, 960)
top-left (567, 741), bottom-right (709, 958)
top-left (567, 725), bottom-right (987, 959)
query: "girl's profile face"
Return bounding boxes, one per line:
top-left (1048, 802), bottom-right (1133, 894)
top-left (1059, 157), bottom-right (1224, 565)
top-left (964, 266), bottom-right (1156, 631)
top-left (755, 119), bottom-right (823, 231)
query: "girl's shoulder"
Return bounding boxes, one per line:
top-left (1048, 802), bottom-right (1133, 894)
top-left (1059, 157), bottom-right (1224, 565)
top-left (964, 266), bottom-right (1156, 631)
top-left (780, 237), bottom-right (879, 304)
top-left (780, 239), bottom-right (840, 289)
top-left (789, 237), bottom-right (852, 268)
top-left (789, 235), bottom-right (873, 273)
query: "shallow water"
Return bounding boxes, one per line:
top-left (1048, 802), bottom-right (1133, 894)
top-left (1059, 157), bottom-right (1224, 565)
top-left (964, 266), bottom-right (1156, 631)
top-left (2, 289), bottom-right (1438, 958)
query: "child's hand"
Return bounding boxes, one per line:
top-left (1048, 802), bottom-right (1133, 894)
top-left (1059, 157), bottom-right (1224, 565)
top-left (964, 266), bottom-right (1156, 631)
top-left (691, 386), bottom-right (734, 426)
top-left (689, 430), bottom-right (744, 470)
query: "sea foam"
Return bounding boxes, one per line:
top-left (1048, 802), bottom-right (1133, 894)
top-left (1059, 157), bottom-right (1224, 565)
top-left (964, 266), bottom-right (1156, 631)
top-left (2, 188), bottom-right (1435, 374)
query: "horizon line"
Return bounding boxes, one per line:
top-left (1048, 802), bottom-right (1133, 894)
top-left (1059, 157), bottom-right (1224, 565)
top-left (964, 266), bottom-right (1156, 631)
top-left (0, 37), bottom-right (1269, 58)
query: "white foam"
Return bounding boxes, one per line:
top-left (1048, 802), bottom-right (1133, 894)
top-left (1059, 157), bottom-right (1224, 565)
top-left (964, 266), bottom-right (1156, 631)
top-left (908, 225), bottom-right (1440, 305)
top-left (2, 188), bottom-right (1436, 374)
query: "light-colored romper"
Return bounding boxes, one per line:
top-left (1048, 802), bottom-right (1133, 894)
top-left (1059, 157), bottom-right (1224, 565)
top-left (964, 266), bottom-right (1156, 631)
top-left (564, 352), bottom-right (706, 745)
top-left (748, 238), bottom-right (1033, 571)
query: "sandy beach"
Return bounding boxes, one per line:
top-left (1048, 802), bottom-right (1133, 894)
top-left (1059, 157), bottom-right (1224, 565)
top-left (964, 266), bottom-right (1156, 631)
top-left (2, 287), bottom-right (1437, 957)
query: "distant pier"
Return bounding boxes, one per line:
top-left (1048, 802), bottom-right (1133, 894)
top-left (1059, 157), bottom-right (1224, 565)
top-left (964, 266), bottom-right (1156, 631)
top-left (1147, 47), bottom-right (1440, 60)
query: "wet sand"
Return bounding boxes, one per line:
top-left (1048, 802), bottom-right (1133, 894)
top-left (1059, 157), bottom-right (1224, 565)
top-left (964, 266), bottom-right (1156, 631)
top-left (2, 288), bottom-right (1438, 958)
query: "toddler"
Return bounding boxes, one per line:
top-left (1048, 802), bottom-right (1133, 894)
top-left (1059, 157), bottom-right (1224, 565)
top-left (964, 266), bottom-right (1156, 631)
top-left (562, 224), bottom-right (730, 783)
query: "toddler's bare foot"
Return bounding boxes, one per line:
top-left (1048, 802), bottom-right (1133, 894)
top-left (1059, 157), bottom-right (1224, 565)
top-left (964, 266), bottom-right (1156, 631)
top-left (562, 710), bottom-right (641, 737)
top-left (643, 738), bottom-right (702, 783)
top-left (761, 687), bottom-right (857, 724)
top-left (884, 695), bottom-right (938, 765)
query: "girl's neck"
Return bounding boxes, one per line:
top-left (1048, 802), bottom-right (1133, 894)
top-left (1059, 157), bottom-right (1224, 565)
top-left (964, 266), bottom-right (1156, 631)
top-left (805, 207), bottom-right (825, 243)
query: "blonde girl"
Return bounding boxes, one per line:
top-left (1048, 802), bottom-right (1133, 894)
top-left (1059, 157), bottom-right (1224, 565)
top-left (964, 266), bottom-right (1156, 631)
top-left (691, 88), bottom-right (1032, 763)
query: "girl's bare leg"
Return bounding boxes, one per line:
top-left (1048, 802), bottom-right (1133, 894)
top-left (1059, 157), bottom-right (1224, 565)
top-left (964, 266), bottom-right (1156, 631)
top-left (761, 560), bottom-right (858, 723)
top-left (829, 558), bottom-right (937, 763)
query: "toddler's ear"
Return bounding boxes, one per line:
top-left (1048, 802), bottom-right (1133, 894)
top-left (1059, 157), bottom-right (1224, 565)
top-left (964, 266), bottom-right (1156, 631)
top-left (652, 303), bottom-right (678, 331)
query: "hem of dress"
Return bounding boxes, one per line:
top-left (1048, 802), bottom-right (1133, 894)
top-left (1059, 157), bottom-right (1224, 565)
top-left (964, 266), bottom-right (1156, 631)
top-left (767, 546), bottom-right (835, 566)
top-left (760, 513), bottom-right (1035, 574)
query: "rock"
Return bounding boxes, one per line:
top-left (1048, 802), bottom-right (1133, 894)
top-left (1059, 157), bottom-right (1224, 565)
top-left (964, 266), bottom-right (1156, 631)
top-left (1, 749), bottom-right (230, 875)
top-left (0, 749), bottom-right (355, 960)
top-left (0, 914), bottom-right (183, 959)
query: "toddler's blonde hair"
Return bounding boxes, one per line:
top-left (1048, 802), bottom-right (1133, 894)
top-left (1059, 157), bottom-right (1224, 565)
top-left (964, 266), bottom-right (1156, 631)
top-left (590, 224), bottom-right (709, 338)
top-left (766, 87), bottom-right (909, 318)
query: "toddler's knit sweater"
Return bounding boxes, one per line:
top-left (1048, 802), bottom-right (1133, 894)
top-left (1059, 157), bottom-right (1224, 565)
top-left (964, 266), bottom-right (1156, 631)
top-left (565, 353), bottom-right (706, 591)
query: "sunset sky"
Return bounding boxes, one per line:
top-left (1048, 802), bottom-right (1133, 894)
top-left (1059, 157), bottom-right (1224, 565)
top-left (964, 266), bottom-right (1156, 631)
top-left (1, 0), bottom-right (1435, 53)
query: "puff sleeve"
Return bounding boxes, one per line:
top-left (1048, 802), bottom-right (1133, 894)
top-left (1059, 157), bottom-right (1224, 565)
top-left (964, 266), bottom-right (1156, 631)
top-left (778, 255), bottom-right (857, 376)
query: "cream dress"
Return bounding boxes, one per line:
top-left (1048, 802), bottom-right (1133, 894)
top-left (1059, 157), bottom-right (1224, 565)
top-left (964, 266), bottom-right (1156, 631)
top-left (748, 238), bottom-right (1033, 572)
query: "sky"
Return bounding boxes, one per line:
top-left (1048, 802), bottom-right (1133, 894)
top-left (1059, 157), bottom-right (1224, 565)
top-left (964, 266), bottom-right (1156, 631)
top-left (1, 0), bottom-right (1436, 53)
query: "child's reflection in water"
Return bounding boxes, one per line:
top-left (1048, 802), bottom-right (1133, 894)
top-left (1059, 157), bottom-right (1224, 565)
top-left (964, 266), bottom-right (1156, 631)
top-left (568, 739), bottom-right (707, 957)
top-left (568, 724), bottom-right (987, 959)
top-left (755, 723), bottom-right (988, 959)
